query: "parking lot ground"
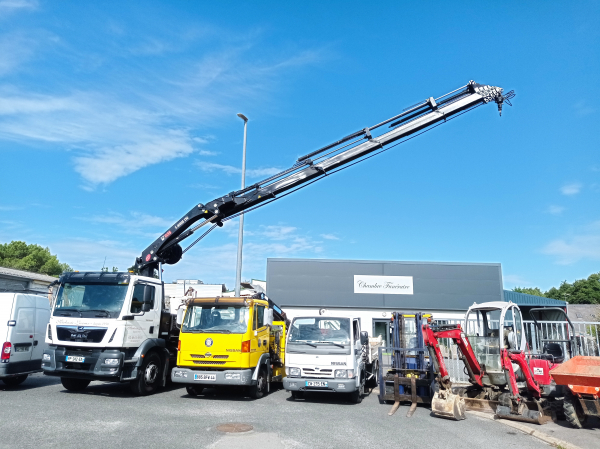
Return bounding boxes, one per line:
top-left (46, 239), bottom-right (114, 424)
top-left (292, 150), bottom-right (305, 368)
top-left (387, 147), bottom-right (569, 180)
top-left (0, 373), bottom-right (582, 449)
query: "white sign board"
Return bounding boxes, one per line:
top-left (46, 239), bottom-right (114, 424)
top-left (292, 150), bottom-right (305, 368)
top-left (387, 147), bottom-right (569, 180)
top-left (354, 275), bottom-right (413, 295)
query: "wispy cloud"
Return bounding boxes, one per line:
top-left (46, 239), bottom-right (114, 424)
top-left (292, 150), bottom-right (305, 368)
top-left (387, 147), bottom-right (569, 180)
top-left (546, 205), bottom-right (565, 215)
top-left (320, 233), bottom-right (340, 240)
top-left (0, 0), bottom-right (38, 16)
top-left (560, 183), bottom-right (582, 195)
top-left (574, 100), bottom-right (595, 116)
top-left (0, 25), bottom-right (325, 186)
top-left (542, 220), bottom-right (600, 265)
top-left (196, 161), bottom-right (282, 178)
top-left (503, 274), bottom-right (531, 286)
top-left (79, 211), bottom-right (173, 237)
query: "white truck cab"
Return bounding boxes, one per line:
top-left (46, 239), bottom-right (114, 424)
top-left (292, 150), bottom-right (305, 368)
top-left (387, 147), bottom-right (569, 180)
top-left (1, 293), bottom-right (50, 386)
top-left (42, 271), bottom-right (179, 395)
top-left (283, 316), bottom-right (370, 403)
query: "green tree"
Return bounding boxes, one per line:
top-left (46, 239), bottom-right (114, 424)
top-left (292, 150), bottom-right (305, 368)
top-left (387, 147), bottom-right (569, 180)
top-left (544, 273), bottom-right (600, 304)
top-left (0, 241), bottom-right (72, 277)
top-left (512, 286), bottom-right (545, 297)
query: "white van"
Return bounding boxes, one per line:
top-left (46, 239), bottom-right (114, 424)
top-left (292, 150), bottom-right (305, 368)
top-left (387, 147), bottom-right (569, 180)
top-left (0, 293), bottom-right (51, 386)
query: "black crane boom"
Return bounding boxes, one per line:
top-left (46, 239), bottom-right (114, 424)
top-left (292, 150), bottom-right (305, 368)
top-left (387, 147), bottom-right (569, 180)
top-left (136, 81), bottom-right (514, 276)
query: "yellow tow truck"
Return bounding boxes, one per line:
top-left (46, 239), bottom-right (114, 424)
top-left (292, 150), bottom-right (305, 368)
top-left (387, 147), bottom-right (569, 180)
top-left (171, 295), bottom-right (287, 398)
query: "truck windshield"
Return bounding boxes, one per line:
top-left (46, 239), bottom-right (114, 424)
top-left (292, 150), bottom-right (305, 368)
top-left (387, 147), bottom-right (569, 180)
top-left (288, 318), bottom-right (351, 344)
top-left (53, 282), bottom-right (129, 318)
top-left (182, 305), bottom-right (250, 334)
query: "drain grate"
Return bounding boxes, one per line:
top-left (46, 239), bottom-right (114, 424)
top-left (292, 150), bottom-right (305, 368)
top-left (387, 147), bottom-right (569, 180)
top-left (216, 423), bottom-right (253, 433)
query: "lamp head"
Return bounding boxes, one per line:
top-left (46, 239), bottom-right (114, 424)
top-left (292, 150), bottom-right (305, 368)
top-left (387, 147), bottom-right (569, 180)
top-left (237, 113), bottom-right (248, 122)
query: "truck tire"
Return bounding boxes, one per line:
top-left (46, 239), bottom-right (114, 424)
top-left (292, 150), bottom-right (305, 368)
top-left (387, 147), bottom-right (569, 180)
top-left (2, 375), bottom-right (28, 386)
top-left (350, 372), bottom-right (364, 404)
top-left (61, 377), bottom-right (91, 391)
top-left (564, 393), bottom-right (587, 429)
top-left (249, 366), bottom-right (268, 399)
top-left (130, 352), bottom-right (161, 396)
top-left (186, 385), bottom-right (203, 396)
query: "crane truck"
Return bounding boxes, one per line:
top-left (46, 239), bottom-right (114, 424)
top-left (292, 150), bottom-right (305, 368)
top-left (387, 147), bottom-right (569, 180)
top-left (42, 80), bottom-right (513, 395)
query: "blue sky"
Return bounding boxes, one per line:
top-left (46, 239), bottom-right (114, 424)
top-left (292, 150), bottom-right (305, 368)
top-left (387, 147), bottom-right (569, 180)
top-left (0, 1), bottom-right (598, 291)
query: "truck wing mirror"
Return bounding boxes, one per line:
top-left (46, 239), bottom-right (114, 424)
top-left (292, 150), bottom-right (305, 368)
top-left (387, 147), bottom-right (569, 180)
top-left (265, 309), bottom-right (274, 326)
top-left (141, 303), bottom-right (152, 312)
top-left (176, 308), bottom-right (185, 325)
top-left (360, 331), bottom-right (368, 346)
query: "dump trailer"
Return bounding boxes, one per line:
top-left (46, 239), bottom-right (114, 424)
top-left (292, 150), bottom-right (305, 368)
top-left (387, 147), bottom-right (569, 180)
top-left (379, 313), bottom-right (435, 416)
top-left (551, 356), bottom-right (600, 428)
top-left (171, 295), bottom-right (287, 398)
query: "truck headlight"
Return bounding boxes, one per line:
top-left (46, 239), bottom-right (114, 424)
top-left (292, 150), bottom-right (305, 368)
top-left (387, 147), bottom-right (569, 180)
top-left (43, 354), bottom-right (51, 361)
top-left (335, 369), bottom-right (347, 378)
top-left (104, 358), bottom-right (120, 365)
top-left (347, 369), bottom-right (355, 379)
top-left (289, 367), bottom-right (301, 377)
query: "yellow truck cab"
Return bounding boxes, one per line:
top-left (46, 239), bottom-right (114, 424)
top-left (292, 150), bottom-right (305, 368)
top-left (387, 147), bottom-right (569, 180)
top-left (171, 295), bottom-right (287, 398)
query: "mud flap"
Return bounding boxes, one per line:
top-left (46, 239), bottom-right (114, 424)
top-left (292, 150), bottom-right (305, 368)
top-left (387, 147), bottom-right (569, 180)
top-left (431, 390), bottom-right (466, 420)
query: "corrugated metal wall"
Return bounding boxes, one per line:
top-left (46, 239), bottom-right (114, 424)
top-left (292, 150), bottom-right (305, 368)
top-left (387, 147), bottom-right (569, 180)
top-left (267, 258), bottom-right (503, 311)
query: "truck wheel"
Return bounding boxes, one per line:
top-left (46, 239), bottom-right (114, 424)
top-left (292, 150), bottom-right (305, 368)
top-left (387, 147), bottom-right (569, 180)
top-left (249, 366), bottom-right (268, 399)
top-left (350, 374), bottom-right (364, 404)
top-left (130, 352), bottom-right (161, 396)
top-left (2, 375), bottom-right (28, 386)
top-left (564, 393), bottom-right (587, 428)
top-left (186, 385), bottom-right (203, 396)
top-left (291, 391), bottom-right (304, 400)
top-left (60, 377), bottom-right (91, 391)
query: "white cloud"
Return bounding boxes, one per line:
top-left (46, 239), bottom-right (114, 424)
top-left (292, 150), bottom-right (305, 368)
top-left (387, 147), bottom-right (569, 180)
top-left (560, 183), bottom-right (582, 195)
top-left (0, 29), bottom-right (325, 186)
top-left (198, 149), bottom-right (219, 156)
top-left (542, 221), bottom-right (600, 264)
top-left (503, 274), bottom-right (531, 286)
top-left (0, 0), bottom-right (37, 15)
top-left (196, 161), bottom-right (282, 178)
top-left (320, 233), bottom-right (340, 240)
top-left (80, 211), bottom-right (173, 237)
top-left (546, 205), bottom-right (565, 215)
top-left (574, 100), bottom-right (595, 116)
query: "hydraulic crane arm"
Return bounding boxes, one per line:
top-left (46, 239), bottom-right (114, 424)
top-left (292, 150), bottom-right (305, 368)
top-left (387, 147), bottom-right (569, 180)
top-left (136, 81), bottom-right (514, 276)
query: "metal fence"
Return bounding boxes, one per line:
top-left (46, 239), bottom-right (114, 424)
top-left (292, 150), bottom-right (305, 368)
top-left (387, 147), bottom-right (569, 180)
top-left (433, 319), bottom-right (600, 384)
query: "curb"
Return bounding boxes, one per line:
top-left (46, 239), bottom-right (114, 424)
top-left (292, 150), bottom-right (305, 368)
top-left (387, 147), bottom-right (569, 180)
top-left (467, 411), bottom-right (582, 449)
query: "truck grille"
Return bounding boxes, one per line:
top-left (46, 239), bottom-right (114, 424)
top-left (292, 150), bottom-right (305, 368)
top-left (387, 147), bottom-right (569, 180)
top-left (56, 326), bottom-right (108, 343)
top-left (213, 355), bottom-right (229, 359)
top-left (190, 354), bottom-right (229, 359)
top-left (302, 368), bottom-right (333, 377)
top-left (191, 354), bottom-right (205, 358)
top-left (193, 361), bottom-right (226, 365)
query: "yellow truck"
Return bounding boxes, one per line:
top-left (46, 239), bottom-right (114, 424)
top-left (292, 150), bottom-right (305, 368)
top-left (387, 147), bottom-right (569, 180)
top-left (171, 295), bottom-right (287, 398)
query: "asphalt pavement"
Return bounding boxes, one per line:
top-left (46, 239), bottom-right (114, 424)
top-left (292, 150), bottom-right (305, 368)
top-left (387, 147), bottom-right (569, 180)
top-left (0, 374), bottom-right (590, 449)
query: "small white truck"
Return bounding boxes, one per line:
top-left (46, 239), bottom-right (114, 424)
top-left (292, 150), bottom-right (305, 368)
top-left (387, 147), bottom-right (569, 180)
top-left (283, 315), bottom-right (380, 403)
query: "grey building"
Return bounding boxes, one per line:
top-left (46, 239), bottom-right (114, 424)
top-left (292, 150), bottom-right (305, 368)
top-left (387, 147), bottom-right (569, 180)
top-left (0, 266), bottom-right (56, 295)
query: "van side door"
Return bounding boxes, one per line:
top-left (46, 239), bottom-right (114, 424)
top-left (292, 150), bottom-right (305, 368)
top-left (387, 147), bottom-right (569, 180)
top-left (124, 282), bottom-right (160, 347)
top-left (9, 295), bottom-right (36, 369)
top-left (32, 296), bottom-right (50, 362)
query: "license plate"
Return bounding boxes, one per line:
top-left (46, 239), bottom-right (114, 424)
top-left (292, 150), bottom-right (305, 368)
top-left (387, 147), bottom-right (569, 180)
top-left (15, 346), bottom-right (30, 353)
top-left (306, 381), bottom-right (328, 387)
top-left (66, 356), bottom-right (85, 363)
top-left (194, 374), bottom-right (216, 381)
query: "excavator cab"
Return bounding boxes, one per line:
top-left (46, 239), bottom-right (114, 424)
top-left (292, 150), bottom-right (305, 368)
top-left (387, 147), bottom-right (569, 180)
top-left (464, 302), bottom-right (525, 387)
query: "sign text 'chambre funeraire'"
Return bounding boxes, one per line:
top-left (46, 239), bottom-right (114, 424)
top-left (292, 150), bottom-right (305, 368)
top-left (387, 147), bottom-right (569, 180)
top-left (353, 275), bottom-right (414, 295)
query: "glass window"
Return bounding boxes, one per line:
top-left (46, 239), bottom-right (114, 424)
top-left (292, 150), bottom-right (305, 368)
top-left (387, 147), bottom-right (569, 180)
top-left (130, 284), bottom-right (155, 313)
top-left (254, 305), bottom-right (265, 330)
top-left (288, 317), bottom-right (351, 344)
top-left (182, 305), bottom-right (250, 334)
top-left (16, 308), bottom-right (34, 334)
top-left (53, 282), bottom-right (128, 318)
top-left (513, 307), bottom-right (523, 349)
top-left (353, 320), bottom-right (360, 341)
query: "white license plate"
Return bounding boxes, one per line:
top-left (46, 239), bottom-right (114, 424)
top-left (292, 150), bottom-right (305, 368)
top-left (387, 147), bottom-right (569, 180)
top-left (194, 374), bottom-right (216, 381)
top-left (66, 356), bottom-right (85, 363)
top-left (306, 381), bottom-right (328, 387)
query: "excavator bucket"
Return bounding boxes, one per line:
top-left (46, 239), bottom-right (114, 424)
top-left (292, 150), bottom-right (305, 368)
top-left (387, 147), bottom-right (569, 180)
top-left (495, 405), bottom-right (548, 425)
top-left (431, 390), bottom-right (466, 420)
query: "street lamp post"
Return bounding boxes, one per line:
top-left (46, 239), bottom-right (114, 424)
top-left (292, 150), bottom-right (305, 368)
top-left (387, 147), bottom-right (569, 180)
top-left (235, 113), bottom-right (248, 297)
